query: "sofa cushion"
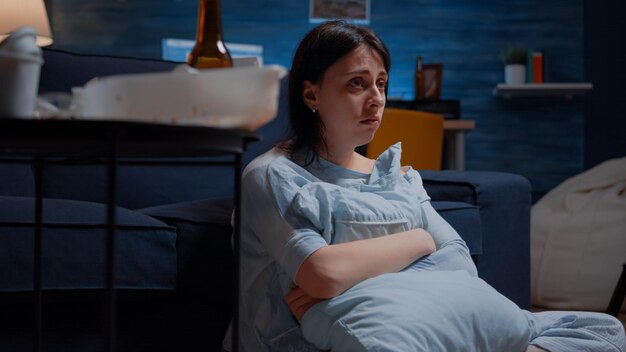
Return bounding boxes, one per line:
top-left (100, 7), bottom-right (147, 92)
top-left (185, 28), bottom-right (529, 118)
top-left (421, 171), bottom-right (477, 205)
top-left (0, 165), bottom-right (34, 197)
top-left (136, 197), bottom-right (233, 294)
top-left (136, 197), bottom-right (235, 346)
top-left (432, 201), bottom-right (482, 256)
top-left (40, 163), bottom-right (236, 210)
top-left (0, 196), bottom-right (177, 291)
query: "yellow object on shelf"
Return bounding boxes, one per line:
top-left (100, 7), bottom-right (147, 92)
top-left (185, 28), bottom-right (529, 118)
top-left (367, 108), bottom-right (444, 170)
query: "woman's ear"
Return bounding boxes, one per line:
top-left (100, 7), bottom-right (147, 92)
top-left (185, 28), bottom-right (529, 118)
top-left (302, 80), bottom-right (318, 110)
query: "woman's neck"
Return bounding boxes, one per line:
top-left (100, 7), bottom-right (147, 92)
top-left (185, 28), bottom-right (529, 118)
top-left (320, 146), bottom-right (374, 174)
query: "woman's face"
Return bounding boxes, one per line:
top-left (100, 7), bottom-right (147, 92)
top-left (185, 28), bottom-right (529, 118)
top-left (303, 45), bottom-right (388, 153)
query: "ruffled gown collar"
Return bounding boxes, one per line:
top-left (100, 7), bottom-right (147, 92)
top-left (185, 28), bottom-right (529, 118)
top-left (301, 142), bottom-right (403, 186)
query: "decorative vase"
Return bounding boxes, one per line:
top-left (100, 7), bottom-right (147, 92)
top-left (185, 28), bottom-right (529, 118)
top-left (504, 64), bottom-right (526, 85)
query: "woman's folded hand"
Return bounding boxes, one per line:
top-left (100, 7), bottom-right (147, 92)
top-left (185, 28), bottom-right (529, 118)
top-left (285, 283), bottom-right (325, 320)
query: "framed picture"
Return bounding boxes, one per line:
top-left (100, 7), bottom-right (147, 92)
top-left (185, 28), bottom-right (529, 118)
top-left (415, 63), bottom-right (443, 100)
top-left (310, 0), bottom-right (370, 25)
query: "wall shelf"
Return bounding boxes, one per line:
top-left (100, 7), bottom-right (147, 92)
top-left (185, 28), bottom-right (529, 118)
top-left (493, 83), bottom-right (593, 99)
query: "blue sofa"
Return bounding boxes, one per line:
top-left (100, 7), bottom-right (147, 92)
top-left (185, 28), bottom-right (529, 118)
top-left (0, 49), bottom-right (531, 351)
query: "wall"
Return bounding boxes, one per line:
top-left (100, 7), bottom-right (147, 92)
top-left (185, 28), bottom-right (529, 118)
top-left (583, 0), bottom-right (626, 169)
top-left (45, 0), bottom-right (586, 200)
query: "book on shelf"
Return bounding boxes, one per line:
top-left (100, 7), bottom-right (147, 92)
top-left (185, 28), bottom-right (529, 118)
top-left (527, 50), bottom-right (534, 83)
top-left (525, 50), bottom-right (545, 83)
top-left (532, 51), bottom-right (544, 83)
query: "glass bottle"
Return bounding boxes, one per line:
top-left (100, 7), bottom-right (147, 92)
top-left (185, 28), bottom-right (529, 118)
top-left (188, 0), bottom-right (233, 69)
top-left (414, 56), bottom-right (424, 100)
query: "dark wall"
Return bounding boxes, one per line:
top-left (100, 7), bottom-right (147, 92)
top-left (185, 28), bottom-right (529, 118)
top-left (583, 0), bottom-right (626, 169)
top-left (44, 0), bottom-right (589, 199)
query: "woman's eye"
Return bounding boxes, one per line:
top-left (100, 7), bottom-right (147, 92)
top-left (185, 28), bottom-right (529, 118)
top-left (376, 80), bottom-right (387, 89)
top-left (349, 78), bottom-right (364, 88)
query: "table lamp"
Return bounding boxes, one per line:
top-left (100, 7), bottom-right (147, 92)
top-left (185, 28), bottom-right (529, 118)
top-left (0, 0), bottom-right (53, 46)
top-left (0, 0), bottom-right (53, 118)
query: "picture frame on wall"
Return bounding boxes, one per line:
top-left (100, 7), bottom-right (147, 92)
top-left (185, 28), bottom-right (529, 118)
top-left (415, 63), bottom-right (443, 100)
top-left (310, 0), bottom-right (370, 25)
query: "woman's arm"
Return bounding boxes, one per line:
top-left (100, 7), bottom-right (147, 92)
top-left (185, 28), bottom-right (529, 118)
top-left (294, 227), bottom-right (435, 299)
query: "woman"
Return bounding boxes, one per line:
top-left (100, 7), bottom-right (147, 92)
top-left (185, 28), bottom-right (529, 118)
top-left (224, 20), bottom-right (625, 352)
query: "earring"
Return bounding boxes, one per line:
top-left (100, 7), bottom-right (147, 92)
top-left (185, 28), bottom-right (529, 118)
top-left (310, 106), bottom-right (317, 114)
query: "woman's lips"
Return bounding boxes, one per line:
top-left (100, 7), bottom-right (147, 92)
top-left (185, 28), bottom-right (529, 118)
top-left (360, 117), bottom-right (380, 125)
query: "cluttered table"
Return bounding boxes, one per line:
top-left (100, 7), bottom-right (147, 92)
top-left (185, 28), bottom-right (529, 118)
top-left (0, 118), bottom-right (259, 352)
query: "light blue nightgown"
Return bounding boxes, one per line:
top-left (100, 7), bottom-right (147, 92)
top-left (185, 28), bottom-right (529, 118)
top-left (223, 143), bottom-right (625, 352)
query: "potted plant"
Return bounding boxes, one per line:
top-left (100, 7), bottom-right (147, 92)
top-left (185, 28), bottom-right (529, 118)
top-left (500, 45), bottom-right (527, 85)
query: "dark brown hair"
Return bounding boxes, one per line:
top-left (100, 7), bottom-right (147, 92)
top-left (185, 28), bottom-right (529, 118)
top-left (285, 20), bottom-right (391, 163)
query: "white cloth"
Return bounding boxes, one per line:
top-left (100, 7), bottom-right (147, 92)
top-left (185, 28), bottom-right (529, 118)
top-left (531, 157), bottom-right (626, 311)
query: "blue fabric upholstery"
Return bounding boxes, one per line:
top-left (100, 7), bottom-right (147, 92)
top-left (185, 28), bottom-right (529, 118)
top-left (39, 49), bottom-right (177, 94)
top-left (136, 197), bottom-right (234, 294)
top-left (421, 170), bottom-right (532, 309)
top-left (135, 197), bottom-right (237, 349)
top-left (0, 196), bottom-right (177, 291)
top-left (432, 201), bottom-right (482, 256)
top-left (40, 164), bottom-right (236, 209)
top-left (0, 165), bottom-right (34, 197)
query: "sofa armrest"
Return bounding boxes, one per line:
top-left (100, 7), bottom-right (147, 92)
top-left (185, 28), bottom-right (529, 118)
top-left (420, 170), bottom-right (532, 309)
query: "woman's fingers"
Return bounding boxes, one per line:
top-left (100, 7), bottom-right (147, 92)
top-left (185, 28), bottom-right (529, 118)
top-left (293, 300), bottom-right (319, 320)
top-left (285, 285), bottom-right (323, 320)
top-left (284, 285), bottom-right (305, 305)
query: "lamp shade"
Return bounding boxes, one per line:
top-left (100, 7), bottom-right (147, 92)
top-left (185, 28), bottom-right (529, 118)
top-left (0, 0), bottom-right (53, 46)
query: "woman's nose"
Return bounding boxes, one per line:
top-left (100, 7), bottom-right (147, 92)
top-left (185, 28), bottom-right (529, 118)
top-left (368, 86), bottom-right (385, 108)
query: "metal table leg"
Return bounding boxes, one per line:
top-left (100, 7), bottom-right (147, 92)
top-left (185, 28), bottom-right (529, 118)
top-left (33, 161), bottom-right (43, 352)
top-left (106, 132), bottom-right (119, 352)
top-left (232, 153), bottom-right (242, 352)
